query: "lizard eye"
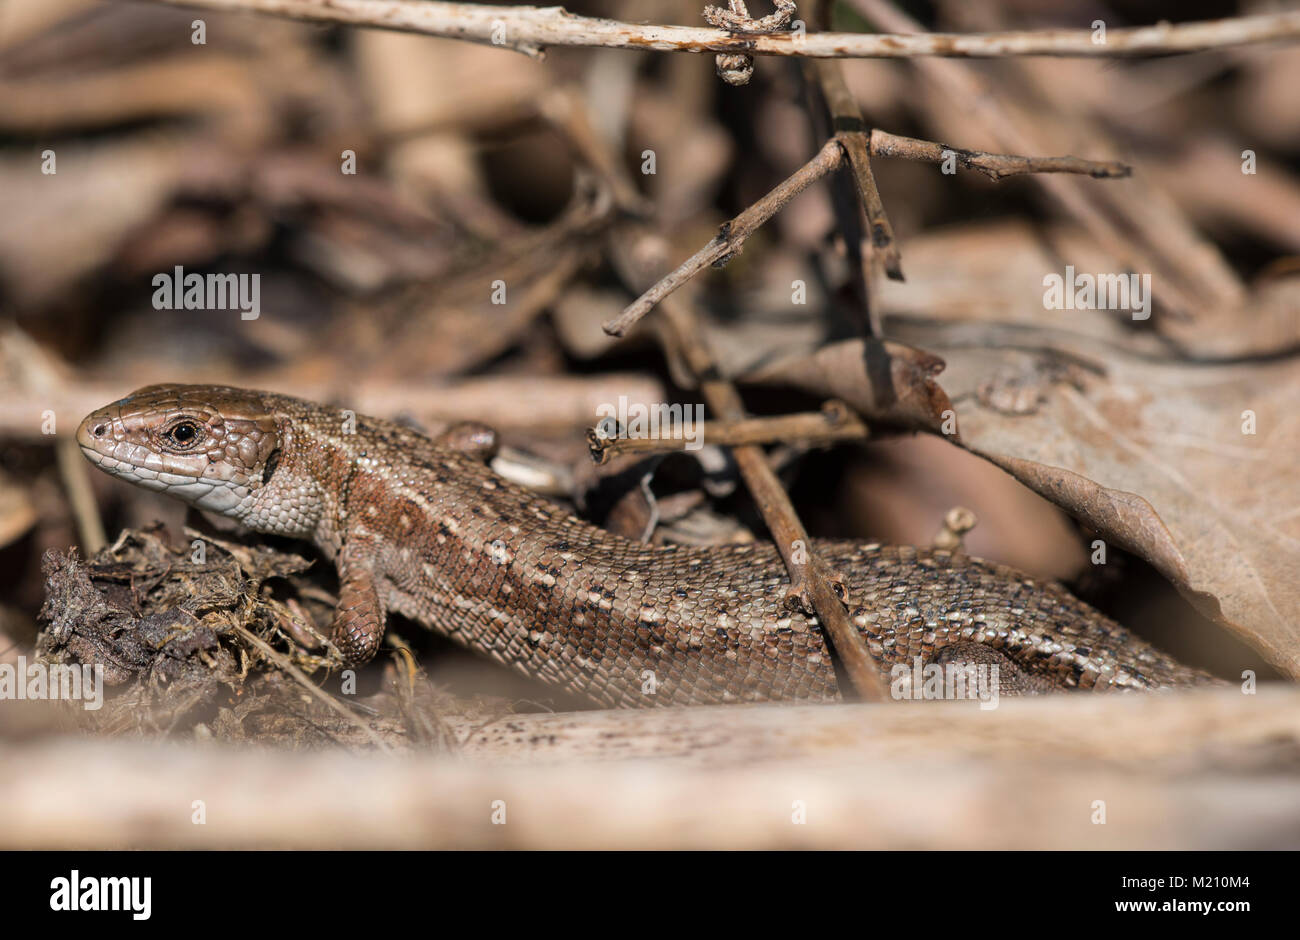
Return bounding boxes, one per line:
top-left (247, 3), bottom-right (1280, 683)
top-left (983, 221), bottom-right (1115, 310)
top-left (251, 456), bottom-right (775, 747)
top-left (163, 420), bottom-right (204, 450)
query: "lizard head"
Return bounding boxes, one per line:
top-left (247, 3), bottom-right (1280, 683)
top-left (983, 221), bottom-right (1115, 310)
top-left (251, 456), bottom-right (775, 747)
top-left (77, 384), bottom-right (287, 521)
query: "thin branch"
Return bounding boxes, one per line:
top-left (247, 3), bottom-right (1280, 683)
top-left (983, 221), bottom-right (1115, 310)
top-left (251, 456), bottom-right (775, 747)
top-left (807, 55), bottom-right (903, 286)
top-left (136, 1), bottom-right (1300, 60)
top-left (574, 97), bottom-right (890, 701)
top-left (868, 128), bottom-right (1133, 180)
top-left (57, 438), bottom-right (107, 556)
top-left (650, 295), bottom-right (888, 703)
top-left (604, 138), bottom-right (845, 337)
top-left (846, 0), bottom-right (1206, 319)
top-left (605, 129), bottom-right (1130, 337)
top-left (837, 130), bottom-right (901, 274)
top-left (232, 624), bottom-right (394, 754)
top-left (586, 401), bottom-right (868, 465)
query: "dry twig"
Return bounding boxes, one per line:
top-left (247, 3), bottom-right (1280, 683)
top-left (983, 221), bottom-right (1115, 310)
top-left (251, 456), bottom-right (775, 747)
top-left (138, 1), bottom-right (1300, 61)
top-left (233, 624), bottom-right (394, 754)
top-left (607, 132), bottom-right (1132, 337)
top-left (803, 27), bottom-right (902, 322)
top-left (844, 0), bottom-right (1215, 320)
top-left (605, 138), bottom-right (846, 337)
top-left (652, 293), bottom-right (888, 702)
top-left (586, 400), bottom-right (868, 464)
top-left (867, 129), bottom-right (1132, 180)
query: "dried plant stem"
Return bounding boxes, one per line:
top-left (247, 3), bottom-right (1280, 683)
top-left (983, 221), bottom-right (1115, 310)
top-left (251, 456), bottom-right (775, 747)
top-left (651, 296), bottom-right (888, 703)
top-left (232, 625), bottom-right (393, 754)
top-left (586, 401), bottom-right (868, 464)
top-left (605, 138), bottom-right (845, 337)
top-left (806, 53), bottom-right (902, 305)
top-left (607, 131), bottom-right (1131, 337)
top-left (138, 0), bottom-right (1300, 60)
top-left (845, 0), bottom-right (1207, 319)
top-left (867, 129), bottom-right (1132, 180)
top-left (57, 438), bottom-right (106, 555)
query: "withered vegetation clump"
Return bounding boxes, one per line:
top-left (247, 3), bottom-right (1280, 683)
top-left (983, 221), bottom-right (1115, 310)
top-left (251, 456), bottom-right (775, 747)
top-left (34, 527), bottom-right (481, 749)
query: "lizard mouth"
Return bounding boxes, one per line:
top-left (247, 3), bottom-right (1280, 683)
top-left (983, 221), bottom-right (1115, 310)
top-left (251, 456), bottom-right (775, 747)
top-left (76, 409), bottom-right (228, 505)
top-left (77, 418), bottom-right (184, 493)
top-left (76, 386), bottom-right (285, 518)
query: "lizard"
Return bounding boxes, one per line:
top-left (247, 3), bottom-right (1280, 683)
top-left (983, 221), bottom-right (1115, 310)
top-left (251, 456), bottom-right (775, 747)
top-left (75, 383), bottom-right (1218, 707)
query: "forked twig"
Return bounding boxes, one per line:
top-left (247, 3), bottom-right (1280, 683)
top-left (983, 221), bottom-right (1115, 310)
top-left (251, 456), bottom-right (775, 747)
top-left (605, 138), bottom-right (846, 337)
top-left (606, 131), bottom-right (1134, 337)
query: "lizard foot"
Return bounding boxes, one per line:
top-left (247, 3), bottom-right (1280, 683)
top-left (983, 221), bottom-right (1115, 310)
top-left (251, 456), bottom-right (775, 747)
top-left (332, 541), bottom-right (386, 666)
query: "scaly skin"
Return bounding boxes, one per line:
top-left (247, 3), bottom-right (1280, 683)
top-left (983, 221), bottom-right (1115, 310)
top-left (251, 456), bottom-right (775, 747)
top-left (76, 384), bottom-right (1216, 707)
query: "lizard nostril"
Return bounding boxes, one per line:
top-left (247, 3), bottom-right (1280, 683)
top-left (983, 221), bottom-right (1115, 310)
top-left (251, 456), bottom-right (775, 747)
top-left (92, 424), bottom-right (107, 438)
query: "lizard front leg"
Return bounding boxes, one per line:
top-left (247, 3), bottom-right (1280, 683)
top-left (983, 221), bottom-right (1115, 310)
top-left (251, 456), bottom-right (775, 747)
top-left (331, 538), bottom-right (386, 665)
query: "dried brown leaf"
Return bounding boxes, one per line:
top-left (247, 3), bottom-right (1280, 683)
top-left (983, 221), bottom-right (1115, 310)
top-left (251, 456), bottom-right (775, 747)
top-left (926, 331), bottom-right (1300, 677)
top-left (741, 336), bottom-right (954, 433)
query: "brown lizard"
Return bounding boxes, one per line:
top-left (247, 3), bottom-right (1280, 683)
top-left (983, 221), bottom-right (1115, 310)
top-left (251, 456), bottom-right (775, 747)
top-left (76, 384), bottom-right (1217, 707)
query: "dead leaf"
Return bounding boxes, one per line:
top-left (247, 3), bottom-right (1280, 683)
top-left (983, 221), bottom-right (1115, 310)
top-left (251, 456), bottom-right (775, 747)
top-left (918, 328), bottom-right (1299, 677)
top-left (741, 336), bottom-right (954, 434)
